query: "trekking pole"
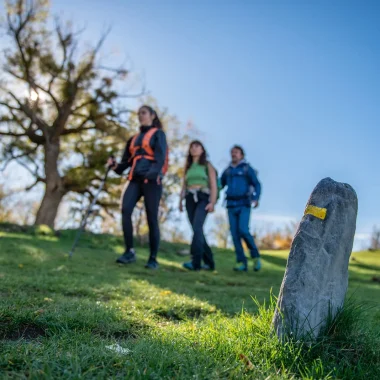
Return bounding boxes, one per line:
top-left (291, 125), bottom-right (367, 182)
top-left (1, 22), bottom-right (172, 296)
top-left (69, 157), bottom-right (115, 258)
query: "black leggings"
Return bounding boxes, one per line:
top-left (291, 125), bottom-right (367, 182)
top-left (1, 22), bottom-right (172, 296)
top-left (186, 192), bottom-right (215, 270)
top-left (121, 180), bottom-right (162, 259)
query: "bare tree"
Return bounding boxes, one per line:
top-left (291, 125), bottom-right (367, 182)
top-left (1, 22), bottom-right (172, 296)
top-left (0, 0), bottom-right (138, 228)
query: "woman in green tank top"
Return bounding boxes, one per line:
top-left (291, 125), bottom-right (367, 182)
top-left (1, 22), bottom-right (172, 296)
top-left (179, 140), bottom-right (217, 271)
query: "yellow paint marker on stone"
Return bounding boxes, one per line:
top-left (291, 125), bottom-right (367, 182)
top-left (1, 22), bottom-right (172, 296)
top-left (304, 205), bottom-right (327, 220)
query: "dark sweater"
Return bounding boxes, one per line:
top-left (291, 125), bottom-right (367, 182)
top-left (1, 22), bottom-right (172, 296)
top-left (114, 126), bottom-right (167, 180)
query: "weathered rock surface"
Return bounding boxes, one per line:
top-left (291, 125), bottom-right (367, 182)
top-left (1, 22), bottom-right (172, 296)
top-left (273, 177), bottom-right (358, 339)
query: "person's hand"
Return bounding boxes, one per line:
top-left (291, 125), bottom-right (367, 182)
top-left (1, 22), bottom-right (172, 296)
top-left (179, 200), bottom-right (184, 213)
top-left (107, 157), bottom-right (117, 170)
top-left (252, 200), bottom-right (259, 209)
top-left (205, 203), bottom-right (215, 213)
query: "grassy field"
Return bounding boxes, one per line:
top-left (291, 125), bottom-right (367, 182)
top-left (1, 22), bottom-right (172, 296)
top-left (0, 225), bottom-right (379, 379)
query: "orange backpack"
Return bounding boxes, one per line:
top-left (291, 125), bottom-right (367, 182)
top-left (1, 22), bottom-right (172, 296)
top-left (128, 128), bottom-right (169, 180)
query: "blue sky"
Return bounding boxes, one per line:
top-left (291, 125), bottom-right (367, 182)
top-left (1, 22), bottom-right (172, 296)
top-left (3, 0), bottom-right (380, 248)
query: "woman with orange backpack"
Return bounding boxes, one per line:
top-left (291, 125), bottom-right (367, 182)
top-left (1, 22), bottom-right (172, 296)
top-left (107, 105), bottom-right (168, 269)
top-left (179, 141), bottom-right (217, 271)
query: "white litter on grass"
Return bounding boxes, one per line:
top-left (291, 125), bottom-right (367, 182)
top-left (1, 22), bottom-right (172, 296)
top-left (106, 344), bottom-right (131, 355)
top-left (53, 265), bottom-right (66, 272)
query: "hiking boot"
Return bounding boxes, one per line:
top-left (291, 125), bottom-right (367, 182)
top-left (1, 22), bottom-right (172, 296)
top-left (145, 259), bottom-right (159, 270)
top-left (182, 262), bottom-right (200, 271)
top-left (233, 263), bottom-right (248, 272)
top-left (201, 264), bottom-right (215, 271)
top-left (116, 249), bottom-right (136, 264)
top-left (253, 258), bottom-right (262, 272)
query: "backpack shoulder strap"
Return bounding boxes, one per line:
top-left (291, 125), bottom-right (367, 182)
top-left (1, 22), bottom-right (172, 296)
top-left (244, 163), bottom-right (259, 177)
top-left (142, 127), bottom-right (158, 157)
top-left (129, 134), bottom-right (139, 158)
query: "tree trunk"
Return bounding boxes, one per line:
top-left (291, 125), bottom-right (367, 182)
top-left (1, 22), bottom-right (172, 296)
top-left (35, 141), bottom-right (66, 229)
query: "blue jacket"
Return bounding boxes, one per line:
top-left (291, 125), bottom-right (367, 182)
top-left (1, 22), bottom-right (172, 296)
top-left (221, 161), bottom-right (261, 208)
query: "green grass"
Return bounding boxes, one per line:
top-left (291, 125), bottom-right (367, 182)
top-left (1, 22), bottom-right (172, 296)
top-left (0, 226), bottom-right (379, 379)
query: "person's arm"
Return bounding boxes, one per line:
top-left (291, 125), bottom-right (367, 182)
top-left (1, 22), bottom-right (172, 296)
top-left (247, 165), bottom-right (261, 202)
top-left (145, 130), bottom-right (167, 180)
top-left (113, 138), bottom-right (133, 175)
top-left (221, 168), bottom-right (227, 189)
top-left (206, 163), bottom-right (217, 212)
top-left (179, 165), bottom-right (187, 212)
top-left (180, 169), bottom-right (187, 200)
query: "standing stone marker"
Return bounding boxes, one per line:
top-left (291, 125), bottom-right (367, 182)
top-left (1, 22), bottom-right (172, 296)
top-left (273, 177), bottom-right (358, 340)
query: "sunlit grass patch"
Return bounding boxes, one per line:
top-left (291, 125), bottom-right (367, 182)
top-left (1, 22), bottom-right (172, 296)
top-left (0, 227), bottom-right (379, 378)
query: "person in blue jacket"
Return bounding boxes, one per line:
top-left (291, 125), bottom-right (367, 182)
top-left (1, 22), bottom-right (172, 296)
top-left (221, 145), bottom-right (262, 272)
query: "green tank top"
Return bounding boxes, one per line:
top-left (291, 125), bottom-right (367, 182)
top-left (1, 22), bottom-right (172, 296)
top-left (185, 162), bottom-right (209, 188)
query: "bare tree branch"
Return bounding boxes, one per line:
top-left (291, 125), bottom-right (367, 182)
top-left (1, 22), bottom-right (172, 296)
top-left (25, 177), bottom-right (45, 191)
top-left (72, 95), bottom-right (99, 113)
top-left (0, 108), bottom-right (36, 138)
top-left (60, 125), bottom-right (97, 136)
top-left (5, 145), bottom-right (42, 181)
top-left (0, 130), bottom-right (26, 137)
top-left (0, 158), bottom-right (12, 172)
top-left (0, 101), bottom-right (21, 112)
top-left (8, 91), bottom-right (49, 133)
top-left (0, 141), bottom-right (39, 172)
top-left (7, 4), bottom-right (35, 91)
top-left (6, 4), bottom-right (64, 112)
top-left (3, 67), bottom-right (61, 109)
top-left (13, 156), bottom-right (38, 177)
top-left (48, 20), bottom-right (69, 91)
top-left (69, 28), bottom-right (111, 87)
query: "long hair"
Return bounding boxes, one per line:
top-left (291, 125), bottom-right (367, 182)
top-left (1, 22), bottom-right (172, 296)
top-left (185, 140), bottom-right (208, 172)
top-left (139, 105), bottom-right (163, 129)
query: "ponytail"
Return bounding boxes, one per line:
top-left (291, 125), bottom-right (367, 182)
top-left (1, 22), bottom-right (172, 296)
top-left (152, 114), bottom-right (163, 129)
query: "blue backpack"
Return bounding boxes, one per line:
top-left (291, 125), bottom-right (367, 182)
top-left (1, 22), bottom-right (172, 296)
top-left (224, 163), bottom-right (258, 201)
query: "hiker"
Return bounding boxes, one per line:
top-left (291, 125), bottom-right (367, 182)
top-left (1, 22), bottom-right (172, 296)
top-left (179, 141), bottom-right (217, 271)
top-left (107, 105), bottom-right (168, 269)
top-left (221, 145), bottom-right (262, 272)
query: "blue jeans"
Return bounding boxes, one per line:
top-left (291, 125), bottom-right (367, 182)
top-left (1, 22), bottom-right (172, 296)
top-left (228, 206), bottom-right (260, 264)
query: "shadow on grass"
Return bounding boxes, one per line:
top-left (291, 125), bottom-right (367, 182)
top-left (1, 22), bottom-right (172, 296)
top-left (3, 231), bottom-right (377, 320)
top-left (260, 253), bottom-right (288, 269)
top-left (0, 233), bottom-right (234, 316)
top-left (350, 260), bottom-right (380, 273)
top-left (0, 302), bottom-right (248, 379)
top-left (1, 322), bottom-right (47, 341)
top-left (2, 229), bottom-right (380, 378)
